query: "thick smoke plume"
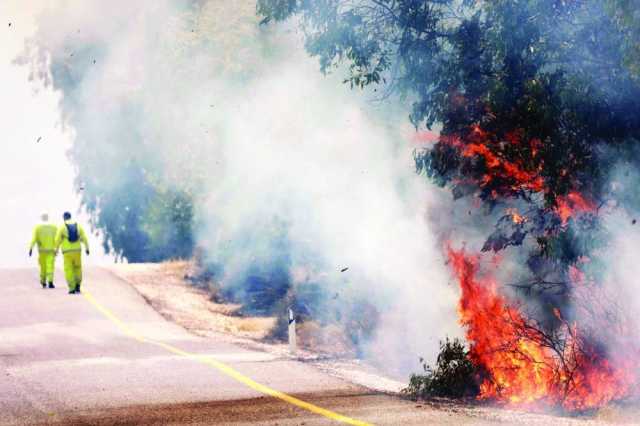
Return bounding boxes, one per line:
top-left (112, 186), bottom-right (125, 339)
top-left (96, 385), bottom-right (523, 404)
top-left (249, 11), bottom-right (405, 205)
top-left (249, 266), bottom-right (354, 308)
top-left (19, 0), bottom-right (460, 376)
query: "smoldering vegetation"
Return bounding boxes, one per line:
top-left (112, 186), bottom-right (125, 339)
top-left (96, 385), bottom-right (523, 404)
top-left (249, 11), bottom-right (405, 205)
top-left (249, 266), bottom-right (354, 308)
top-left (18, 0), bottom-right (460, 376)
top-left (258, 0), bottom-right (640, 412)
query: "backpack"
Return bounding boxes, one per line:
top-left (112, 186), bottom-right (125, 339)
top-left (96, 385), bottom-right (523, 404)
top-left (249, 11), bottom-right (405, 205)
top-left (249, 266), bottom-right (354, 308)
top-left (66, 223), bottom-right (79, 243)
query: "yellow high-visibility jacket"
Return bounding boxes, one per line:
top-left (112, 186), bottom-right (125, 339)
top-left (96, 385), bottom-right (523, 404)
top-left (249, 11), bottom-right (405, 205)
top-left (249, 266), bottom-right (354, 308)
top-left (55, 221), bottom-right (90, 254)
top-left (30, 223), bottom-right (58, 253)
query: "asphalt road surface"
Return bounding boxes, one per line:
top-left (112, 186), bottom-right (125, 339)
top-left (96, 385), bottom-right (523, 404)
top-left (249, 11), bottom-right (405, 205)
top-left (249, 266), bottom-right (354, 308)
top-left (1, 268), bottom-right (598, 425)
top-left (0, 267), bottom-right (442, 425)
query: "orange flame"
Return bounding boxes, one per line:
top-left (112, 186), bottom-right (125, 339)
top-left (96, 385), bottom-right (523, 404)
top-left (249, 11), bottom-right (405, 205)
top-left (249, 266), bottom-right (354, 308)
top-left (440, 126), bottom-right (545, 194)
top-left (411, 129), bottom-right (440, 145)
top-left (447, 246), bottom-right (639, 410)
top-left (448, 247), bottom-right (555, 405)
top-left (437, 126), bottom-right (600, 224)
top-left (506, 208), bottom-right (526, 224)
top-left (555, 192), bottom-right (596, 225)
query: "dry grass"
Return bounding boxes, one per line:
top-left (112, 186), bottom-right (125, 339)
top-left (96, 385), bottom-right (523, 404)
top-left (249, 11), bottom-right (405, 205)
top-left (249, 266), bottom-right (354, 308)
top-left (297, 321), bottom-right (356, 357)
top-left (110, 261), bottom-right (276, 340)
top-left (110, 261), bottom-right (360, 357)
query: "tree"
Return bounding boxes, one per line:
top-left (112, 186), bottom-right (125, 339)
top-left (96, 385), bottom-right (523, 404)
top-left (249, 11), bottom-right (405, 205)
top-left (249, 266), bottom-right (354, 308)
top-left (259, 3), bottom-right (640, 405)
top-left (258, 0), bottom-right (640, 285)
top-left (19, 1), bottom-right (261, 262)
top-left (605, 0), bottom-right (640, 79)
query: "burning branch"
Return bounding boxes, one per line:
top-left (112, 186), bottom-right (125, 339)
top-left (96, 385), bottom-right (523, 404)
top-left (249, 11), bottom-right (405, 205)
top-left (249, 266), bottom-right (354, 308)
top-left (447, 246), bottom-right (640, 411)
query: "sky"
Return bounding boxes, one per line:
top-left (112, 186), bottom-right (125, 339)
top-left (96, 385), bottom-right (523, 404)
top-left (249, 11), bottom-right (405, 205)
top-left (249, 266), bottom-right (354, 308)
top-left (0, 1), bottom-right (109, 267)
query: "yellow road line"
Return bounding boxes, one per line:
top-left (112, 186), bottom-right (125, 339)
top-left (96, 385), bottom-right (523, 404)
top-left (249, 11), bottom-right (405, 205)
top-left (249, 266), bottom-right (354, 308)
top-left (82, 289), bottom-right (372, 426)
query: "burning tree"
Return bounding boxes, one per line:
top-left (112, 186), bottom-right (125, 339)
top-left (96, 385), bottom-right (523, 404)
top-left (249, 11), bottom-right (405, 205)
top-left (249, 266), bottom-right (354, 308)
top-left (259, 0), bottom-right (640, 410)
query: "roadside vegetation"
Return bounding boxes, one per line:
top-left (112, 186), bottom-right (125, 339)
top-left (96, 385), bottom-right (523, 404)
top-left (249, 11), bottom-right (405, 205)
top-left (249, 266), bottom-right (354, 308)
top-left (402, 338), bottom-right (479, 400)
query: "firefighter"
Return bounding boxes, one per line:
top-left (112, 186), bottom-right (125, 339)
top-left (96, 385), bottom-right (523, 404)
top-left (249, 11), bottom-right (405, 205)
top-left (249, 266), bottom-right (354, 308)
top-left (55, 212), bottom-right (90, 294)
top-left (29, 213), bottom-right (57, 289)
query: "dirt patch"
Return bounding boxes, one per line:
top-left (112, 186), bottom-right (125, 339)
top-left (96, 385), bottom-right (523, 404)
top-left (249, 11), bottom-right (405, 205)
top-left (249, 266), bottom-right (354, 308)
top-left (110, 261), bottom-right (277, 340)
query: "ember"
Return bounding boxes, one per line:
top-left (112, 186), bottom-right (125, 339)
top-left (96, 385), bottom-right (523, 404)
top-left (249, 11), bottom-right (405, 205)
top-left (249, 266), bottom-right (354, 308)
top-left (555, 192), bottom-right (596, 225)
top-left (506, 208), bottom-right (526, 224)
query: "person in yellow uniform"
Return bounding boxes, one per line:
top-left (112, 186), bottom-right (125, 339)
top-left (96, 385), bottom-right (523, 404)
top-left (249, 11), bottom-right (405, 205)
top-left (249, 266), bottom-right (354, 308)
top-left (29, 213), bottom-right (58, 289)
top-left (55, 212), bottom-right (90, 294)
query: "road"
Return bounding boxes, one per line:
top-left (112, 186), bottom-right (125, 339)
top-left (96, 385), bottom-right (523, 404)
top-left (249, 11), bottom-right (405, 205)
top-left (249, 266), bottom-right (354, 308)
top-left (0, 267), bottom-right (432, 425)
top-left (0, 267), bottom-right (602, 425)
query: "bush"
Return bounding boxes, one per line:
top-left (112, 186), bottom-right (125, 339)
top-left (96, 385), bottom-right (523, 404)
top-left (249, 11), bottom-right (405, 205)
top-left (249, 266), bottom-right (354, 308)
top-left (402, 338), bottom-right (479, 400)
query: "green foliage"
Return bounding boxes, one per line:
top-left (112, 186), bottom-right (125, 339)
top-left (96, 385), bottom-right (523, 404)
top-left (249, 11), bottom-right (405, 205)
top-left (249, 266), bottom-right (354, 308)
top-left (258, 0), bottom-right (640, 288)
top-left (28, 3), bottom-right (267, 263)
top-left (81, 162), bottom-right (195, 263)
top-left (605, 0), bottom-right (640, 80)
top-left (142, 187), bottom-right (195, 261)
top-left (402, 338), bottom-right (479, 400)
top-left (258, 0), bottom-right (640, 200)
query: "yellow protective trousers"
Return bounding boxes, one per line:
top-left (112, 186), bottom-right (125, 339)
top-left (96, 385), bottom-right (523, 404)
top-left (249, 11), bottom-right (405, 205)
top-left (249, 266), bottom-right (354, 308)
top-left (38, 252), bottom-right (55, 284)
top-left (63, 251), bottom-right (83, 291)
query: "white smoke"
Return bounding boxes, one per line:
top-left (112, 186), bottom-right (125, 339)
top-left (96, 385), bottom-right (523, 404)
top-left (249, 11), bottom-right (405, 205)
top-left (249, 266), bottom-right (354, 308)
top-left (0, 0), bottom-right (111, 267)
top-left (597, 178), bottom-right (640, 346)
top-left (20, 0), bottom-right (462, 376)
